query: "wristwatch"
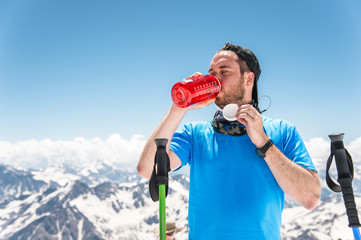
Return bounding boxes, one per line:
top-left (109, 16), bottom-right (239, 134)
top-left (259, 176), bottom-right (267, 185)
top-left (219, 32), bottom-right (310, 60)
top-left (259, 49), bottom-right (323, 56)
top-left (255, 139), bottom-right (274, 158)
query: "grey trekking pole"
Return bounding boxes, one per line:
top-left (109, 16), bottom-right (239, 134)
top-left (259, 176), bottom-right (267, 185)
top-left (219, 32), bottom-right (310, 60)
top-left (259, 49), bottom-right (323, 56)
top-left (326, 133), bottom-right (361, 240)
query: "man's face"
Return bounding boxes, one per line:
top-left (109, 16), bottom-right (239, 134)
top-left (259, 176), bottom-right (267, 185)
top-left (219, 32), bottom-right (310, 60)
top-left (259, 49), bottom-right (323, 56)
top-left (208, 51), bottom-right (245, 108)
top-left (166, 231), bottom-right (175, 240)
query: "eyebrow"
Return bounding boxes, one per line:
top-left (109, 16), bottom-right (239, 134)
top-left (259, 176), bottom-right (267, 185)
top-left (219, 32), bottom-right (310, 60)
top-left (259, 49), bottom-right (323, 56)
top-left (208, 65), bottom-right (231, 73)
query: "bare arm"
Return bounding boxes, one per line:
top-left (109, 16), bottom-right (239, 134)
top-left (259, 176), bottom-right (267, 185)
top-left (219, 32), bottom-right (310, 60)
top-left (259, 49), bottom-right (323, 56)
top-left (137, 72), bottom-right (213, 179)
top-left (237, 104), bottom-right (321, 210)
top-left (137, 104), bottom-right (186, 179)
top-left (263, 145), bottom-right (321, 209)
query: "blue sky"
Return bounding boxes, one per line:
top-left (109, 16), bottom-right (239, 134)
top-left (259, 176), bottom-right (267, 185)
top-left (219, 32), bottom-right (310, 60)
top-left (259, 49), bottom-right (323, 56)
top-left (1, 0), bottom-right (361, 144)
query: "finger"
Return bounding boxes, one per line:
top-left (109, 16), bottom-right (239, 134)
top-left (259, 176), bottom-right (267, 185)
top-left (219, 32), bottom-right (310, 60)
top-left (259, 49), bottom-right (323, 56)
top-left (237, 112), bottom-right (254, 123)
top-left (238, 105), bottom-right (260, 119)
top-left (185, 72), bottom-right (203, 80)
top-left (239, 104), bottom-right (257, 114)
top-left (187, 98), bottom-right (215, 110)
top-left (237, 108), bottom-right (257, 119)
top-left (237, 118), bottom-right (247, 127)
top-left (236, 114), bottom-right (249, 128)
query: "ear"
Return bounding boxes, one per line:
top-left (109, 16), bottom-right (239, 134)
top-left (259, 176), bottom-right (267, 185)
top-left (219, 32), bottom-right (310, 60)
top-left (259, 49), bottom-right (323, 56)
top-left (244, 72), bottom-right (255, 87)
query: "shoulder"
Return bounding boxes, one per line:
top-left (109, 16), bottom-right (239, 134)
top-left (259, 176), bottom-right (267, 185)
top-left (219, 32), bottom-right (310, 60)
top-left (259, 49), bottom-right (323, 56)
top-left (182, 121), bottom-right (212, 131)
top-left (263, 116), bottom-right (296, 132)
top-left (262, 116), bottom-right (301, 148)
top-left (175, 121), bottom-right (212, 137)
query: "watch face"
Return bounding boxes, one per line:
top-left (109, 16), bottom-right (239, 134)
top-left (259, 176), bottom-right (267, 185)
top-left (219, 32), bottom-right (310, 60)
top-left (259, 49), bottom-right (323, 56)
top-left (255, 139), bottom-right (273, 158)
top-left (255, 149), bottom-right (265, 158)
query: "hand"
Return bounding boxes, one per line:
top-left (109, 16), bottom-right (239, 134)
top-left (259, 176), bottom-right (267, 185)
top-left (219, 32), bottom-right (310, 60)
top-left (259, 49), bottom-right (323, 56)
top-left (184, 72), bottom-right (215, 110)
top-left (185, 72), bottom-right (203, 80)
top-left (236, 104), bottom-right (269, 148)
top-left (187, 97), bottom-right (215, 110)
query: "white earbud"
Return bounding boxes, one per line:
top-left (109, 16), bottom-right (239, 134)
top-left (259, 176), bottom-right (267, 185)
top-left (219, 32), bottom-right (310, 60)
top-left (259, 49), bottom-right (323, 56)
top-left (222, 104), bottom-right (238, 121)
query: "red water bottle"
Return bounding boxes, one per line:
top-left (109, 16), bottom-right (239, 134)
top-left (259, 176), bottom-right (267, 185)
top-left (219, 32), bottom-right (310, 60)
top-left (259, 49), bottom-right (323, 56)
top-left (171, 75), bottom-right (221, 108)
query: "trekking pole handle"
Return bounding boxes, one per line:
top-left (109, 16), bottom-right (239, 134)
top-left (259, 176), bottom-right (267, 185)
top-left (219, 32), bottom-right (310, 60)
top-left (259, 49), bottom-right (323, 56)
top-left (329, 133), bottom-right (351, 178)
top-left (328, 133), bottom-right (361, 228)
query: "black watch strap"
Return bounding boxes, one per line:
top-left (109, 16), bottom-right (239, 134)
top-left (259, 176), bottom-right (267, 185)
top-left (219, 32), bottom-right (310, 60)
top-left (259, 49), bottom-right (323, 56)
top-left (255, 139), bottom-right (273, 158)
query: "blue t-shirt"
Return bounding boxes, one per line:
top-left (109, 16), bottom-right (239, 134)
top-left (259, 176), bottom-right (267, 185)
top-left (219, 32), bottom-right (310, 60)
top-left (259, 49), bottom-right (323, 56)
top-left (170, 116), bottom-right (316, 240)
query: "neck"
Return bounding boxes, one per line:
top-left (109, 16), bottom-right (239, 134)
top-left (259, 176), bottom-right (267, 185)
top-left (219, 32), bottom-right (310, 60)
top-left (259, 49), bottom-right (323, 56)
top-left (241, 95), bottom-right (253, 105)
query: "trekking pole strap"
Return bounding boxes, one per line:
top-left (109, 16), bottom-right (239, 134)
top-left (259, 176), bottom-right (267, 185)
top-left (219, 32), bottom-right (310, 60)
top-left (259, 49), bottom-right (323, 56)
top-left (326, 141), bottom-right (361, 227)
top-left (149, 138), bottom-right (170, 202)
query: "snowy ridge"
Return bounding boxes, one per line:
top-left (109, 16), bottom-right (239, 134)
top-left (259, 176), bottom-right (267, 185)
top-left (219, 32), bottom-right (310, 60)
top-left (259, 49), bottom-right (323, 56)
top-left (1, 162), bottom-right (361, 239)
top-left (0, 164), bottom-right (189, 240)
top-left (0, 164), bottom-right (48, 204)
top-left (282, 194), bottom-right (361, 240)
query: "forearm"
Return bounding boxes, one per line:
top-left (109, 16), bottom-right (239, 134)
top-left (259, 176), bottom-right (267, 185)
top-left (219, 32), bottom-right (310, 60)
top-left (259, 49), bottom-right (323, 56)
top-left (137, 104), bottom-right (187, 179)
top-left (264, 145), bottom-right (321, 210)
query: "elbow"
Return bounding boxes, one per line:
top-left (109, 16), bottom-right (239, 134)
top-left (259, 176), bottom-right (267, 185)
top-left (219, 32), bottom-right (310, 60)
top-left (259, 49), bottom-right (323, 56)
top-left (304, 189), bottom-right (321, 210)
top-left (137, 164), bottom-right (151, 180)
top-left (304, 196), bottom-right (320, 210)
top-left (303, 172), bottom-right (322, 210)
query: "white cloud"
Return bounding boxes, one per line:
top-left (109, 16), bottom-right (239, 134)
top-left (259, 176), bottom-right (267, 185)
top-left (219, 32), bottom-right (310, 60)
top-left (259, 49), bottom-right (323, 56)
top-left (304, 136), bottom-right (361, 175)
top-left (0, 134), bottom-right (146, 170)
top-left (0, 134), bottom-right (359, 173)
top-left (304, 137), bottom-right (330, 172)
top-left (347, 137), bottom-right (361, 164)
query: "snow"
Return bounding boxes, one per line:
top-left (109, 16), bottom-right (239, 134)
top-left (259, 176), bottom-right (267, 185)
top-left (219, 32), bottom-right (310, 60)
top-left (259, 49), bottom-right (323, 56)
top-left (1, 157), bottom-right (361, 240)
top-left (32, 166), bottom-right (80, 187)
top-left (281, 195), bottom-right (361, 240)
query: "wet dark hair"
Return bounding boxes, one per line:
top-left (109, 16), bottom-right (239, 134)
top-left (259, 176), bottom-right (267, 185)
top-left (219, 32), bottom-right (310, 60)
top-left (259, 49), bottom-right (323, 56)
top-left (217, 43), bottom-right (252, 76)
top-left (218, 42), bottom-right (261, 104)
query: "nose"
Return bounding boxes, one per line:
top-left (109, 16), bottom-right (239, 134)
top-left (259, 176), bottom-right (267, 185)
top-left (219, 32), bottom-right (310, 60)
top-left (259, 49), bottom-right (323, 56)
top-left (211, 72), bottom-right (223, 84)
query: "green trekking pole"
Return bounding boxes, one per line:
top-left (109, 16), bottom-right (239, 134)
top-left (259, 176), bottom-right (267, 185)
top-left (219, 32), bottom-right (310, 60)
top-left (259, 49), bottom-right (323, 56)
top-left (159, 184), bottom-right (166, 239)
top-left (149, 138), bottom-right (170, 240)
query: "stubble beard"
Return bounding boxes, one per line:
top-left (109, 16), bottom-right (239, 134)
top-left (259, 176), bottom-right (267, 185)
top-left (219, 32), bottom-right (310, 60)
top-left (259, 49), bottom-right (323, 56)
top-left (215, 80), bottom-right (245, 108)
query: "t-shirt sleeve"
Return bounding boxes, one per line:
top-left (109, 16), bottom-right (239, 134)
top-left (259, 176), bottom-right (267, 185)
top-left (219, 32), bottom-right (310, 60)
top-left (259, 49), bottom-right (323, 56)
top-left (283, 122), bottom-right (317, 172)
top-left (170, 124), bottom-right (192, 167)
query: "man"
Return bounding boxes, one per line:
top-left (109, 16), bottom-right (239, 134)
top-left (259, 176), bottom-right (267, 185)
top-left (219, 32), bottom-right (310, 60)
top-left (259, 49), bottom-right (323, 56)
top-left (159, 221), bottom-right (184, 240)
top-left (138, 43), bottom-right (321, 239)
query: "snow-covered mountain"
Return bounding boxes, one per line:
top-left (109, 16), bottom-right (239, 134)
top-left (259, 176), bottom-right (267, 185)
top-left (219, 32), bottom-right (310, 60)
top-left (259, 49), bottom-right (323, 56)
top-left (0, 165), bottom-right (49, 205)
top-left (0, 163), bottom-right (189, 240)
top-left (282, 150), bottom-right (361, 240)
top-left (0, 162), bottom-right (360, 240)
